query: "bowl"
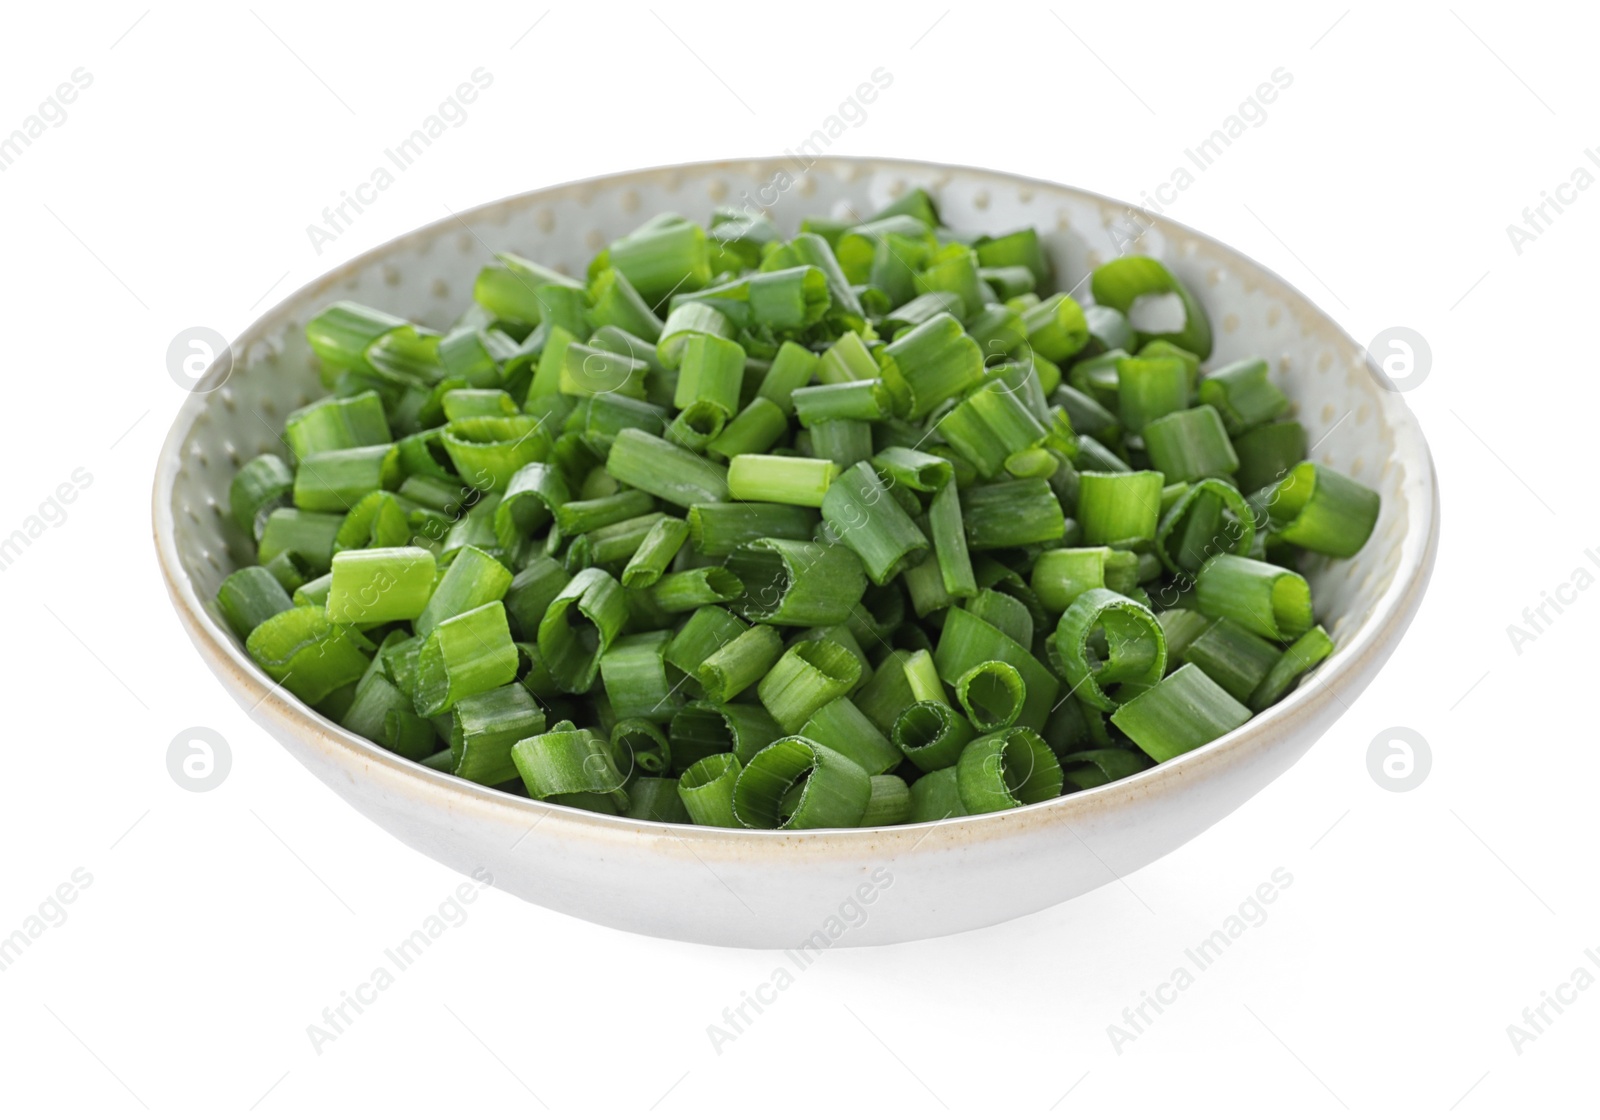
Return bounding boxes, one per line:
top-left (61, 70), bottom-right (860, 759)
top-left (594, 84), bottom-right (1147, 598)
top-left (154, 157), bottom-right (1438, 947)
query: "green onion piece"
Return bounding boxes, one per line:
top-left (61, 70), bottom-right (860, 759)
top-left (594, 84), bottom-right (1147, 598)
top-left (671, 701), bottom-right (783, 769)
top-left (1183, 618), bottom-right (1283, 705)
top-left (727, 453), bottom-right (839, 507)
top-left (961, 479), bottom-right (1066, 550)
top-left (926, 479), bottom-right (978, 599)
top-left (230, 454), bottom-right (295, 541)
top-left (1090, 256), bottom-right (1213, 360)
top-left (326, 546), bottom-right (436, 624)
top-left (1115, 355), bottom-right (1189, 434)
top-left (555, 489), bottom-right (656, 536)
top-left (450, 683), bottom-right (547, 785)
top-left (797, 697), bottom-right (903, 775)
top-left (284, 390), bottom-right (390, 461)
top-left (537, 568), bottom-right (629, 692)
top-left (900, 648), bottom-right (947, 706)
top-left (1232, 420), bottom-right (1308, 494)
top-left (816, 329), bottom-right (879, 385)
top-left (342, 670), bottom-right (413, 743)
top-left (500, 556), bottom-right (568, 640)
top-left (886, 291), bottom-right (966, 335)
top-left (245, 606), bottom-right (371, 704)
top-left (664, 606), bottom-right (747, 680)
top-left (1262, 462), bottom-right (1380, 558)
top-left (1143, 405), bottom-right (1239, 483)
top-left (883, 312), bottom-right (984, 416)
top-left (598, 213), bottom-right (712, 304)
top-left (1022, 293), bottom-right (1090, 362)
top-left (758, 638), bottom-right (864, 733)
top-left (677, 265), bottom-right (829, 331)
top-left (792, 379), bottom-right (891, 426)
top-left (940, 383), bottom-right (1049, 479)
top-left (821, 462), bottom-right (929, 585)
top-left (645, 566), bottom-right (742, 614)
top-left (733, 737), bottom-right (872, 829)
top-left (656, 302), bottom-right (735, 370)
top-left (1156, 608), bottom-right (1213, 665)
top-left (755, 340), bottom-right (820, 416)
top-left (892, 701), bottom-right (977, 773)
top-left (934, 607), bottom-right (1059, 730)
top-left (1195, 554), bottom-right (1313, 642)
top-left (1060, 747), bottom-right (1149, 790)
top-left (292, 573), bottom-right (332, 609)
top-left (415, 545), bottom-right (512, 637)
top-left (954, 660), bottom-right (1026, 731)
top-left (215, 567), bottom-right (294, 640)
top-left (441, 416), bottom-right (549, 492)
top-left (674, 332), bottom-right (745, 418)
top-left (599, 630), bottom-right (680, 722)
top-left (1155, 478), bottom-right (1256, 574)
top-left (559, 341), bottom-right (649, 399)
top-left (587, 268), bottom-right (664, 343)
top-left (707, 397), bottom-right (789, 460)
top-left (512, 720), bottom-right (629, 814)
top-left (678, 754), bottom-right (744, 827)
top-left (727, 537), bottom-right (868, 626)
top-left (871, 447), bottom-right (952, 494)
top-left (305, 301), bottom-right (408, 374)
top-left (696, 624), bottom-right (783, 704)
top-left (1052, 588), bottom-right (1168, 712)
top-left (606, 428), bottom-right (729, 508)
top-left (975, 226), bottom-right (1048, 287)
top-left (441, 388), bottom-right (517, 421)
top-left (915, 244), bottom-right (985, 317)
top-left (335, 491), bottom-right (411, 552)
top-left (624, 776), bottom-right (691, 822)
top-left (1030, 546), bottom-right (1139, 612)
top-left (292, 444), bottom-right (400, 512)
top-left (1198, 358), bottom-right (1288, 434)
top-left (1249, 625), bottom-right (1334, 709)
top-left (494, 462), bottom-right (569, 552)
top-left (414, 601), bottom-right (518, 717)
top-left (664, 399), bottom-right (728, 453)
top-left (1111, 663), bottom-right (1250, 762)
top-left (908, 767), bottom-right (966, 822)
top-left (806, 418), bottom-right (874, 469)
top-left (860, 774), bottom-right (912, 826)
top-left (687, 502), bottom-right (819, 557)
top-left (1076, 470), bottom-right (1164, 547)
top-left (956, 727), bottom-right (1064, 813)
top-left (621, 515), bottom-right (689, 588)
top-left (853, 649), bottom-right (918, 734)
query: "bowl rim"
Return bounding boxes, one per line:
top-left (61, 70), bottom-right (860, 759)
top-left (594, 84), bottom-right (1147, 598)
top-left (153, 154), bottom-right (1439, 855)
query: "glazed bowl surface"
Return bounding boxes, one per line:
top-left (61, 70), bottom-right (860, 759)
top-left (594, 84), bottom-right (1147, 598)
top-left (154, 157), bottom-right (1437, 947)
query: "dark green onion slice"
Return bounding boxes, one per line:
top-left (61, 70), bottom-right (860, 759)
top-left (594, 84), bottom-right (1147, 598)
top-left (934, 607), bottom-right (1059, 730)
top-left (414, 601), bottom-right (518, 717)
top-left (955, 727), bottom-right (1064, 813)
top-left (821, 462), bottom-right (929, 585)
top-left (860, 774), bottom-right (912, 826)
top-left (599, 630), bottom-right (679, 721)
top-left (678, 753), bottom-right (744, 827)
top-left (1076, 470), bottom-right (1164, 547)
top-left (1182, 618), bottom-right (1282, 705)
top-left (797, 696), bottom-right (903, 776)
top-left (611, 717), bottom-right (672, 777)
top-left (1249, 625), bottom-right (1334, 709)
top-left (1155, 478), bottom-right (1256, 575)
top-left (1260, 462), bottom-right (1380, 558)
top-left (537, 567), bottom-right (629, 692)
top-left (1196, 554), bottom-right (1313, 642)
top-left (696, 624), bottom-right (783, 704)
top-left (1143, 405), bottom-right (1239, 483)
top-left (511, 720), bottom-right (629, 814)
top-left (215, 567), bottom-right (294, 640)
top-left (1110, 663), bottom-right (1250, 762)
top-left (908, 766), bottom-right (966, 822)
top-left (688, 502), bottom-right (820, 556)
top-left (625, 776), bottom-right (691, 823)
top-left (1030, 546), bottom-right (1139, 613)
top-left (757, 638), bottom-right (864, 733)
top-left (1198, 358), bottom-right (1288, 434)
top-left (450, 683), bottom-right (547, 785)
top-left (954, 660), bottom-right (1026, 731)
top-left (1060, 748), bottom-right (1149, 790)
top-left (670, 701), bottom-right (784, 769)
top-left (1232, 420), bottom-right (1308, 494)
top-left (1051, 588), bottom-right (1168, 712)
top-left (892, 700), bottom-right (977, 773)
top-left (726, 537), bottom-right (867, 626)
top-left (732, 737), bottom-right (872, 829)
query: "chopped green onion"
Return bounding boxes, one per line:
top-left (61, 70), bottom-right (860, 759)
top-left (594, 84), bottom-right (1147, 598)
top-left (512, 720), bottom-right (628, 814)
top-left (450, 683), bottom-right (546, 785)
top-left (1143, 405), bottom-right (1239, 483)
top-left (908, 767), bottom-right (966, 822)
top-left (215, 567), bottom-right (294, 640)
top-left (537, 567), bottom-right (629, 692)
top-left (1196, 554), bottom-right (1313, 642)
top-left (757, 638), bottom-right (863, 733)
top-left (1076, 470), bottom-right (1164, 547)
top-left (1261, 462), bottom-right (1380, 558)
top-left (413, 601), bottom-right (518, 717)
top-left (726, 537), bottom-right (867, 626)
top-left (415, 545), bottom-right (512, 637)
top-left (954, 660), bottom-right (1026, 731)
top-left (621, 515), bottom-right (690, 588)
top-left (678, 753), bottom-right (744, 827)
top-left (1198, 358), bottom-right (1288, 434)
top-left (600, 630), bottom-right (680, 721)
top-left (688, 502), bottom-right (820, 556)
top-left (696, 624), bottom-right (783, 704)
top-left (727, 453), bottom-right (839, 507)
top-left (1249, 625), bottom-right (1334, 709)
top-left (1110, 663), bottom-right (1250, 762)
top-left (1051, 588), bottom-right (1168, 712)
top-left (326, 546), bottom-right (436, 624)
top-left (733, 737), bottom-right (871, 829)
top-left (1183, 617), bottom-right (1282, 705)
top-left (606, 428), bottom-right (729, 507)
top-left (1232, 420), bottom-right (1308, 494)
top-left (821, 462), bottom-right (929, 584)
top-left (1155, 478), bottom-right (1256, 575)
top-left (956, 727), bottom-right (1063, 813)
top-left (961, 479), bottom-right (1066, 550)
top-left (797, 697), bottom-right (903, 775)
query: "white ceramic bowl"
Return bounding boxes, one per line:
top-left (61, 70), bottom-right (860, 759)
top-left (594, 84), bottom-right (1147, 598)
top-left (154, 158), bottom-right (1437, 947)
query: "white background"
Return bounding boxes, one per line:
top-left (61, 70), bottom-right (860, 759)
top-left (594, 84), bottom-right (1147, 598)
top-left (0, 2), bottom-right (1592, 1115)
